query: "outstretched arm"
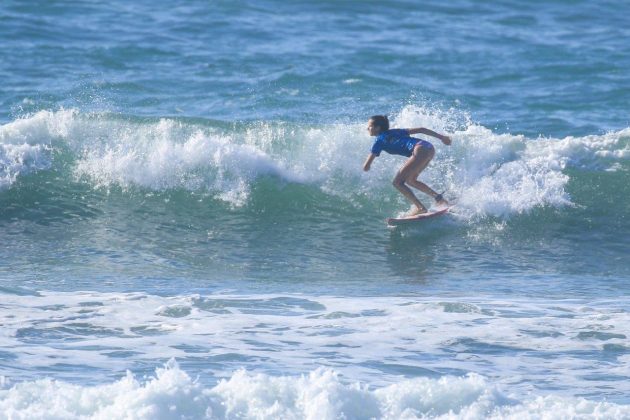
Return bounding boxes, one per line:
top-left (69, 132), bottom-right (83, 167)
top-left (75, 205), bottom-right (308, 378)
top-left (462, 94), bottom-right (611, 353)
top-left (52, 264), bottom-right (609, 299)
top-left (363, 153), bottom-right (377, 171)
top-left (407, 127), bottom-right (452, 145)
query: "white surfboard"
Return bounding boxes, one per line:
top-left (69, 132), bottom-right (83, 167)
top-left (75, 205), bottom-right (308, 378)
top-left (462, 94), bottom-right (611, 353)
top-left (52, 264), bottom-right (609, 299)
top-left (386, 207), bottom-right (450, 226)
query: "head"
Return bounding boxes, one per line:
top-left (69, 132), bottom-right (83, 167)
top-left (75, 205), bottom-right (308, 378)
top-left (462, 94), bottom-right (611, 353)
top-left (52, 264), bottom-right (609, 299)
top-left (367, 115), bottom-right (389, 136)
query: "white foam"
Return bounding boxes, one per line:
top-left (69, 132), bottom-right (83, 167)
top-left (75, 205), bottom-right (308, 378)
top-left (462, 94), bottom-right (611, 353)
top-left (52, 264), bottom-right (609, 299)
top-left (0, 142), bottom-right (51, 190)
top-left (1, 291), bottom-right (629, 404)
top-left (0, 110), bottom-right (72, 189)
top-left (449, 125), bottom-right (572, 217)
top-left (0, 360), bottom-right (628, 419)
top-left (73, 120), bottom-right (306, 206)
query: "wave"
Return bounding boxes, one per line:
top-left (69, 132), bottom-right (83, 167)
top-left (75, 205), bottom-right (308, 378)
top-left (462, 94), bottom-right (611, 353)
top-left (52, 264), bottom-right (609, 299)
top-left (0, 359), bottom-right (627, 419)
top-left (1, 107), bottom-right (628, 218)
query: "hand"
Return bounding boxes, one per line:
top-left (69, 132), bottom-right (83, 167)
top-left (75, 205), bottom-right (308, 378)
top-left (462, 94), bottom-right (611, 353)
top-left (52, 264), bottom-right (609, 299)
top-left (441, 135), bottom-right (452, 145)
top-left (363, 164), bottom-right (371, 172)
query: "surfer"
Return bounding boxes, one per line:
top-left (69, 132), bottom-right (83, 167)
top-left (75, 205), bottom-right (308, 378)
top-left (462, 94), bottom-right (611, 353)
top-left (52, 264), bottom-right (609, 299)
top-left (363, 115), bottom-right (451, 215)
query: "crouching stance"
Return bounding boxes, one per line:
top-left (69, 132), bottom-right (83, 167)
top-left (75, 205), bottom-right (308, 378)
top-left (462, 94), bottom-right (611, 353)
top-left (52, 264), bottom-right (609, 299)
top-left (363, 115), bottom-right (451, 215)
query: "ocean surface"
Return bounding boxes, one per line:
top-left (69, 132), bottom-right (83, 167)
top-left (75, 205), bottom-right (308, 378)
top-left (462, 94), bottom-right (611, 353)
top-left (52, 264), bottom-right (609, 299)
top-left (1, 0), bottom-right (629, 418)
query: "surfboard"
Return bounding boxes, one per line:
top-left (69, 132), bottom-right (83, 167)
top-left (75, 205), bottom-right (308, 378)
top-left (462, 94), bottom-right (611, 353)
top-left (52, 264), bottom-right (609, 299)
top-left (386, 207), bottom-right (450, 226)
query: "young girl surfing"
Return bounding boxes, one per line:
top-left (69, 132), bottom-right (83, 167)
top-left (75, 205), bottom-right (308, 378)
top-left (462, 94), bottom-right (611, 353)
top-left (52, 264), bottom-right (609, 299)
top-left (363, 115), bottom-right (451, 215)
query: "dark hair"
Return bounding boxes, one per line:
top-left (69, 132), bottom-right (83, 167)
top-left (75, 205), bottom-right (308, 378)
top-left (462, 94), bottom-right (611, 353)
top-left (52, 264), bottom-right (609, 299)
top-left (369, 115), bottom-right (389, 132)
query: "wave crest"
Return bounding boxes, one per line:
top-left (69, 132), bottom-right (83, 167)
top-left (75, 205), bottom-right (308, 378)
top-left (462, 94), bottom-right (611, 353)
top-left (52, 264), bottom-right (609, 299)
top-left (1, 360), bottom-right (627, 419)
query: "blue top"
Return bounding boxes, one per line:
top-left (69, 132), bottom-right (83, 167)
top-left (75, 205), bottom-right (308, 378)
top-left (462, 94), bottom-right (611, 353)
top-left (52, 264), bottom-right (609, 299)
top-left (370, 129), bottom-right (427, 157)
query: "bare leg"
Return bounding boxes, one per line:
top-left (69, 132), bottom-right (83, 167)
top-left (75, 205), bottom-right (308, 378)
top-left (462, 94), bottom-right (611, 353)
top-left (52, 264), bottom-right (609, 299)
top-left (392, 145), bottom-right (447, 214)
top-left (392, 150), bottom-right (431, 214)
top-left (392, 180), bottom-right (427, 214)
top-left (406, 146), bottom-right (449, 206)
top-left (405, 148), bottom-right (435, 194)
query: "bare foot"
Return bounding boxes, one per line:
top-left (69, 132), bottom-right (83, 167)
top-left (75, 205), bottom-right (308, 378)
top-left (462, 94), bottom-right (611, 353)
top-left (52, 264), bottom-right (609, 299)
top-left (407, 207), bottom-right (428, 217)
top-left (435, 194), bottom-right (449, 207)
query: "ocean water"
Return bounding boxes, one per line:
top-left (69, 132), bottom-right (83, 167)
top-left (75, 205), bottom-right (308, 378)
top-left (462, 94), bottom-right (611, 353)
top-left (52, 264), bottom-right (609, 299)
top-left (1, 0), bottom-right (629, 418)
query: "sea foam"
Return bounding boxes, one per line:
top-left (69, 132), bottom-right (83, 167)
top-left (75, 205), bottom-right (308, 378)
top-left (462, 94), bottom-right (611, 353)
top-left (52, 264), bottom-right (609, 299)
top-left (1, 360), bottom-right (628, 420)
top-left (0, 142), bottom-right (50, 190)
top-left (2, 291), bottom-right (629, 406)
top-left (0, 110), bottom-right (66, 190)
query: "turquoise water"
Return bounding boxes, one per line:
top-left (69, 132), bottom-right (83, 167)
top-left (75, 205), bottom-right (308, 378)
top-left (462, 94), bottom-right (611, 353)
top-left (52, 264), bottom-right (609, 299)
top-left (1, 1), bottom-right (629, 418)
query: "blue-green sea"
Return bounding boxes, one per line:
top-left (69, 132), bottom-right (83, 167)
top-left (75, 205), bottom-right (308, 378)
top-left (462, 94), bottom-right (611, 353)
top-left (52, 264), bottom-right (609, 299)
top-left (1, 1), bottom-right (629, 418)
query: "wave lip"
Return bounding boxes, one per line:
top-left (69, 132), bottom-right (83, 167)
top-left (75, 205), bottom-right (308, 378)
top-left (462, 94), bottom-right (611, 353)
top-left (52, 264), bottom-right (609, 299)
top-left (0, 113), bottom-right (57, 190)
top-left (0, 109), bottom-right (78, 191)
top-left (1, 360), bottom-right (628, 419)
top-left (73, 120), bottom-right (305, 205)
